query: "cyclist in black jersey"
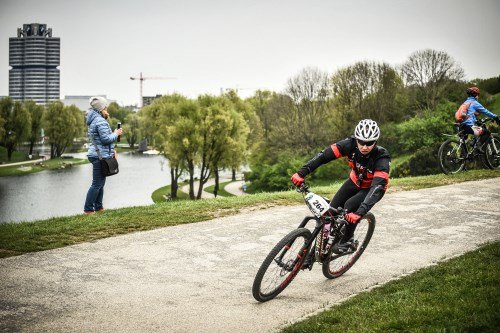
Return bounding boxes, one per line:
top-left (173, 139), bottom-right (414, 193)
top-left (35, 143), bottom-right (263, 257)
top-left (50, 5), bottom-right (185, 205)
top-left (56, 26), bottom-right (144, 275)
top-left (291, 119), bottom-right (390, 253)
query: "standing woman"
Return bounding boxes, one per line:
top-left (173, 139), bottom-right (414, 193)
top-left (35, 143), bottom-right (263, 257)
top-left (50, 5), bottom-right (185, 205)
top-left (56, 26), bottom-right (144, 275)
top-left (84, 96), bottom-right (122, 215)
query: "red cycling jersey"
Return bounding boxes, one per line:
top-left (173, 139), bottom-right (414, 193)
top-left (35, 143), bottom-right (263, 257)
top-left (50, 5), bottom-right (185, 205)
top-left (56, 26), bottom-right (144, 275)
top-left (298, 136), bottom-right (390, 190)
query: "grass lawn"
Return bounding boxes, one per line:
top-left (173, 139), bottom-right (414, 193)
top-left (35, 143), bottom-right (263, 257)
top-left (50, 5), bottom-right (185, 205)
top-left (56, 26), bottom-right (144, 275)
top-left (0, 157), bottom-right (88, 177)
top-left (282, 241), bottom-right (500, 333)
top-left (204, 180), bottom-right (236, 197)
top-left (0, 169), bottom-right (499, 258)
top-left (0, 146), bottom-right (29, 163)
top-left (152, 180), bottom-right (237, 203)
top-left (151, 184), bottom-right (190, 202)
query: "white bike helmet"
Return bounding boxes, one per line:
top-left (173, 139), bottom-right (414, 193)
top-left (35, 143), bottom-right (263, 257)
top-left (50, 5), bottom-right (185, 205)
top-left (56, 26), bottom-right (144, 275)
top-left (354, 119), bottom-right (380, 141)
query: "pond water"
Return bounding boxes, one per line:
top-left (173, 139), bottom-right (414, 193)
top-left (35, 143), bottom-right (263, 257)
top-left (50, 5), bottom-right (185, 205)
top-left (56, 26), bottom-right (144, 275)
top-left (0, 152), bottom-right (171, 223)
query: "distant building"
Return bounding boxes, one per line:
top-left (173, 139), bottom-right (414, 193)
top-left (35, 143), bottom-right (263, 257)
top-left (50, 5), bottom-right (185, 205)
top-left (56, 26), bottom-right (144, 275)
top-left (9, 23), bottom-right (60, 105)
top-left (61, 95), bottom-right (115, 112)
top-left (143, 94), bottom-right (162, 107)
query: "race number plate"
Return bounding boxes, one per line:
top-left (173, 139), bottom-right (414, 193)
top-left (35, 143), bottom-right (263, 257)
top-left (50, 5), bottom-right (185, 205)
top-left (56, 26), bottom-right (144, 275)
top-left (304, 193), bottom-right (330, 217)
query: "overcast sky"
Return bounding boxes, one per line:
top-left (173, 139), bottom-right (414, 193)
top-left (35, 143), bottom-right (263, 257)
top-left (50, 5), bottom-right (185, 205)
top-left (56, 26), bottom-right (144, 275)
top-left (1, 0), bottom-right (499, 106)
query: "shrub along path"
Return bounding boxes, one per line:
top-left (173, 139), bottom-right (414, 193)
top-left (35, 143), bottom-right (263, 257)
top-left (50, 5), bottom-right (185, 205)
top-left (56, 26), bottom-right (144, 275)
top-left (0, 178), bottom-right (499, 332)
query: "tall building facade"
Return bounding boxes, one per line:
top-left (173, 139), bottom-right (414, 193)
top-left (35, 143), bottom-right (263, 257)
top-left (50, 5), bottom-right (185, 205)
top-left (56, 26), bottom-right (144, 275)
top-left (9, 23), bottom-right (60, 104)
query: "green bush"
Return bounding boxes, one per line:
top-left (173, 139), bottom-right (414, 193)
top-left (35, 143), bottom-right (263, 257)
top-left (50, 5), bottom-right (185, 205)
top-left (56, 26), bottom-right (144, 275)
top-left (399, 102), bottom-right (456, 152)
top-left (246, 150), bottom-right (304, 192)
top-left (408, 144), bottom-right (441, 176)
top-left (246, 150), bottom-right (350, 192)
top-left (308, 158), bottom-right (350, 182)
top-left (378, 122), bottom-right (400, 157)
top-left (391, 143), bottom-right (441, 178)
top-left (246, 99), bottom-right (496, 187)
top-left (389, 154), bottom-right (412, 178)
top-left (380, 101), bottom-right (457, 159)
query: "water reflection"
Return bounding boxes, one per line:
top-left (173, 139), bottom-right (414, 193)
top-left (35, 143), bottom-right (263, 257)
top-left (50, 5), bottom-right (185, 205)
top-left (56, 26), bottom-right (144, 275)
top-left (0, 152), bottom-right (171, 223)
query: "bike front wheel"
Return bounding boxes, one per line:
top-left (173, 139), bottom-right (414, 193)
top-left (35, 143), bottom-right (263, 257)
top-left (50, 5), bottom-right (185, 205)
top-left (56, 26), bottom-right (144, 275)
top-left (438, 139), bottom-right (466, 174)
top-left (252, 228), bottom-right (312, 302)
top-left (322, 213), bottom-right (375, 279)
top-left (483, 135), bottom-right (500, 170)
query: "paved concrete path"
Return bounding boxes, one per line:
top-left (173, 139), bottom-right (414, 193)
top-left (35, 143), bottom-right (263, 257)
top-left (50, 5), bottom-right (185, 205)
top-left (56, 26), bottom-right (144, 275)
top-left (0, 157), bottom-right (48, 168)
top-left (1, 178), bottom-right (499, 333)
top-left (224, 180), bottom-right (247, 196)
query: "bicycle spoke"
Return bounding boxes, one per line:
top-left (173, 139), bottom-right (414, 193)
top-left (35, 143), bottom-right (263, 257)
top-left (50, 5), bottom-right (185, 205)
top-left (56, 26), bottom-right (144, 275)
top-left (253, 228), bottom-right (311, 301)
top-left (329, 222), bottom-right (367, 270)
top-left (261, 241), bottom-right (303, 293)
top-left (323, 213), bottom-right (375, 279)
top-left (484, 137), bottom-right (500, 169)
top-left (439, 139), bottom-right (465, 174)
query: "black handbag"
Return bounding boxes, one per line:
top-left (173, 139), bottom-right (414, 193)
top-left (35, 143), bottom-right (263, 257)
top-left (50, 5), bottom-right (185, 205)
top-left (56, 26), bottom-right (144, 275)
top-left (90, 133), bottom-right (119, 177)
top-left (100, 157), bottom-right (119, 177)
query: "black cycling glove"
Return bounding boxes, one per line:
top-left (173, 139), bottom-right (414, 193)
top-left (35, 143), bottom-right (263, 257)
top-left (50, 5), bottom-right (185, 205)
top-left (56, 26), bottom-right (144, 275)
top-left (494, 115), bottom-right (500, 125)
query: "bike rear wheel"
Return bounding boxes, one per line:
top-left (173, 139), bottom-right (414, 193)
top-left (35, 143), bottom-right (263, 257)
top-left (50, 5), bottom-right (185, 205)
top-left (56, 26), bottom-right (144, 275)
top-left (483, 135), bottom-right (500, 170)
top-left (438, 139), bottom-right (466, 174)
top-left (252, 228), bottom-right (312, 302)
top-left (322, 213), bottom-right (375, 279)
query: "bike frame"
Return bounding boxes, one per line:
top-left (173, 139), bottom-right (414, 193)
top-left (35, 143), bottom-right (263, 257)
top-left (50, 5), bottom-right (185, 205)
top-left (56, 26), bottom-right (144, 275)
top-left (276, 213), bottom-right (347, 272)
top-left (275, 216), bottom-right (321, 271)
top-left (442, 118), bottom-right (498, 161)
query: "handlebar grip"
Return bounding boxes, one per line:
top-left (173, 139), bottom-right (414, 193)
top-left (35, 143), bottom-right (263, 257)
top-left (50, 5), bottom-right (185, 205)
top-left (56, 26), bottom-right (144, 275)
top-left (328, 206), bottom-right (344, 214)
top-left (297, 184), bottom-right (309, 193)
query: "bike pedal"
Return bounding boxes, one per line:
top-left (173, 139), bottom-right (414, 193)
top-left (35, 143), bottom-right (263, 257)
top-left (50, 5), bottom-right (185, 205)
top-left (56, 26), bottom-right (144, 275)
top-left (301, 259), bottom-right (315, 270)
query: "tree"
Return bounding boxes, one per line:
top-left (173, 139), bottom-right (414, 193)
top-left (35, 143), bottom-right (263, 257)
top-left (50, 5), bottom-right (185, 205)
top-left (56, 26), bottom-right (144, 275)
top-left (0, 105), bottom-right (5, 142)
top-left (44, 102), bottom-right (84, 158)
top-left (197, 95), bottom-right (249, 196)
top-left (214, 108), bottom-right (249, 194)
top-left (70, 105), bottom-right (86, 139)
top-left (24, 100), bottom-right (45, 156)
top-left (140, 94), bottom-right (193, 199)
top-left (474, 75), bottom-right (500, 95)
top-left (247, 90), bottom-right (276, 145)
top-left (224, 90), bottom-right (260, 180)
top-left (331, 61), bottom-right (407, 137)
top-left (400, 49), bottom-right (464, 110)
top-left (0, 98), bottom-right (31, 161)
top-left (107, 102), bottom-right (132, 124)
top-left (196, 95), bottom-right (235, 199)
top-left (166, 107), bottom-right (201, 199)
top-left (123, 113), bottom-right (141, 148)
top-left (264, 67), bottom-right (334, 155)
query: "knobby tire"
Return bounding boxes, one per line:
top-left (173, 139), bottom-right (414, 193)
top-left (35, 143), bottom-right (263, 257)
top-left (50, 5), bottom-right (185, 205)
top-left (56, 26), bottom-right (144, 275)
top-left (438, 139), bottom-right (465, 174)
top-left (322, 212), bottom-right (375, 279)
top-left (483, 135), bottom-right (500, 170)
top-left (252, 228), bottom-right (312, 302)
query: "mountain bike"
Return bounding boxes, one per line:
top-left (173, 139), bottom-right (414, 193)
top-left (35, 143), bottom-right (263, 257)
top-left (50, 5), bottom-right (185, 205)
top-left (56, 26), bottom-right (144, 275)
top-left (252, 184), bottom-right (375, 302)
top-left (438, 118), bottom-right (500, 174)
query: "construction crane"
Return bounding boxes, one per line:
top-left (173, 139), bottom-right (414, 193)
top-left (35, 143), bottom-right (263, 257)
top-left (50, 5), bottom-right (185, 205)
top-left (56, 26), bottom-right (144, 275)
top-left (130, 72), bottom-right (176, 107)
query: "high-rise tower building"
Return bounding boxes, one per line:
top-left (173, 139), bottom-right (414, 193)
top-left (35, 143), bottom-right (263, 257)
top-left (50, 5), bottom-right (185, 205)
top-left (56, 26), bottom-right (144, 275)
top-left (9, 23), bottom-right (60, 104)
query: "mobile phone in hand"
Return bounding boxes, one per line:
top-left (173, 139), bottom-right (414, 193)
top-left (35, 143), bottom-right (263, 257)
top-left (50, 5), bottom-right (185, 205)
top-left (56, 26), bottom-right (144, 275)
top-left (117, 122), bottom-right (121, 142)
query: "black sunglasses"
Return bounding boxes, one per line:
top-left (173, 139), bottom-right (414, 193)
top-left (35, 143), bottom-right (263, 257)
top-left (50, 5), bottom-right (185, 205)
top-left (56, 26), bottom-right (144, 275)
top-left (357, 139), bottom-right (376, 147)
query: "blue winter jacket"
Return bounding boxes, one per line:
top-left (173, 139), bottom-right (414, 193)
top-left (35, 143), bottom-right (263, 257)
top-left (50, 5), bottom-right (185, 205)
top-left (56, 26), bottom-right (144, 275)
top-left (86, 109), bottom-right (118, 159)
top-left (462, 96), bottom-right (498, 126)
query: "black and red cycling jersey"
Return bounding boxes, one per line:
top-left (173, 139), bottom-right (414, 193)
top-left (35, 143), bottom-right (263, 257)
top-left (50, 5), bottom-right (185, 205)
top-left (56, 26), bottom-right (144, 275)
top-left (297, 136), bottom-right (391, 190)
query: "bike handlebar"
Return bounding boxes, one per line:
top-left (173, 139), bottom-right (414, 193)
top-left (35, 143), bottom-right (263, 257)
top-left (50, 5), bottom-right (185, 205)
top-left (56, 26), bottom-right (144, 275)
top-left (296, 183), bottom-right (309, 193)
top-left (295, 182), bottom-right (347, 217)
top-left (476, 118), bottom-right (494, 126)
top-left (454, 118), bottom-right (495, 127)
